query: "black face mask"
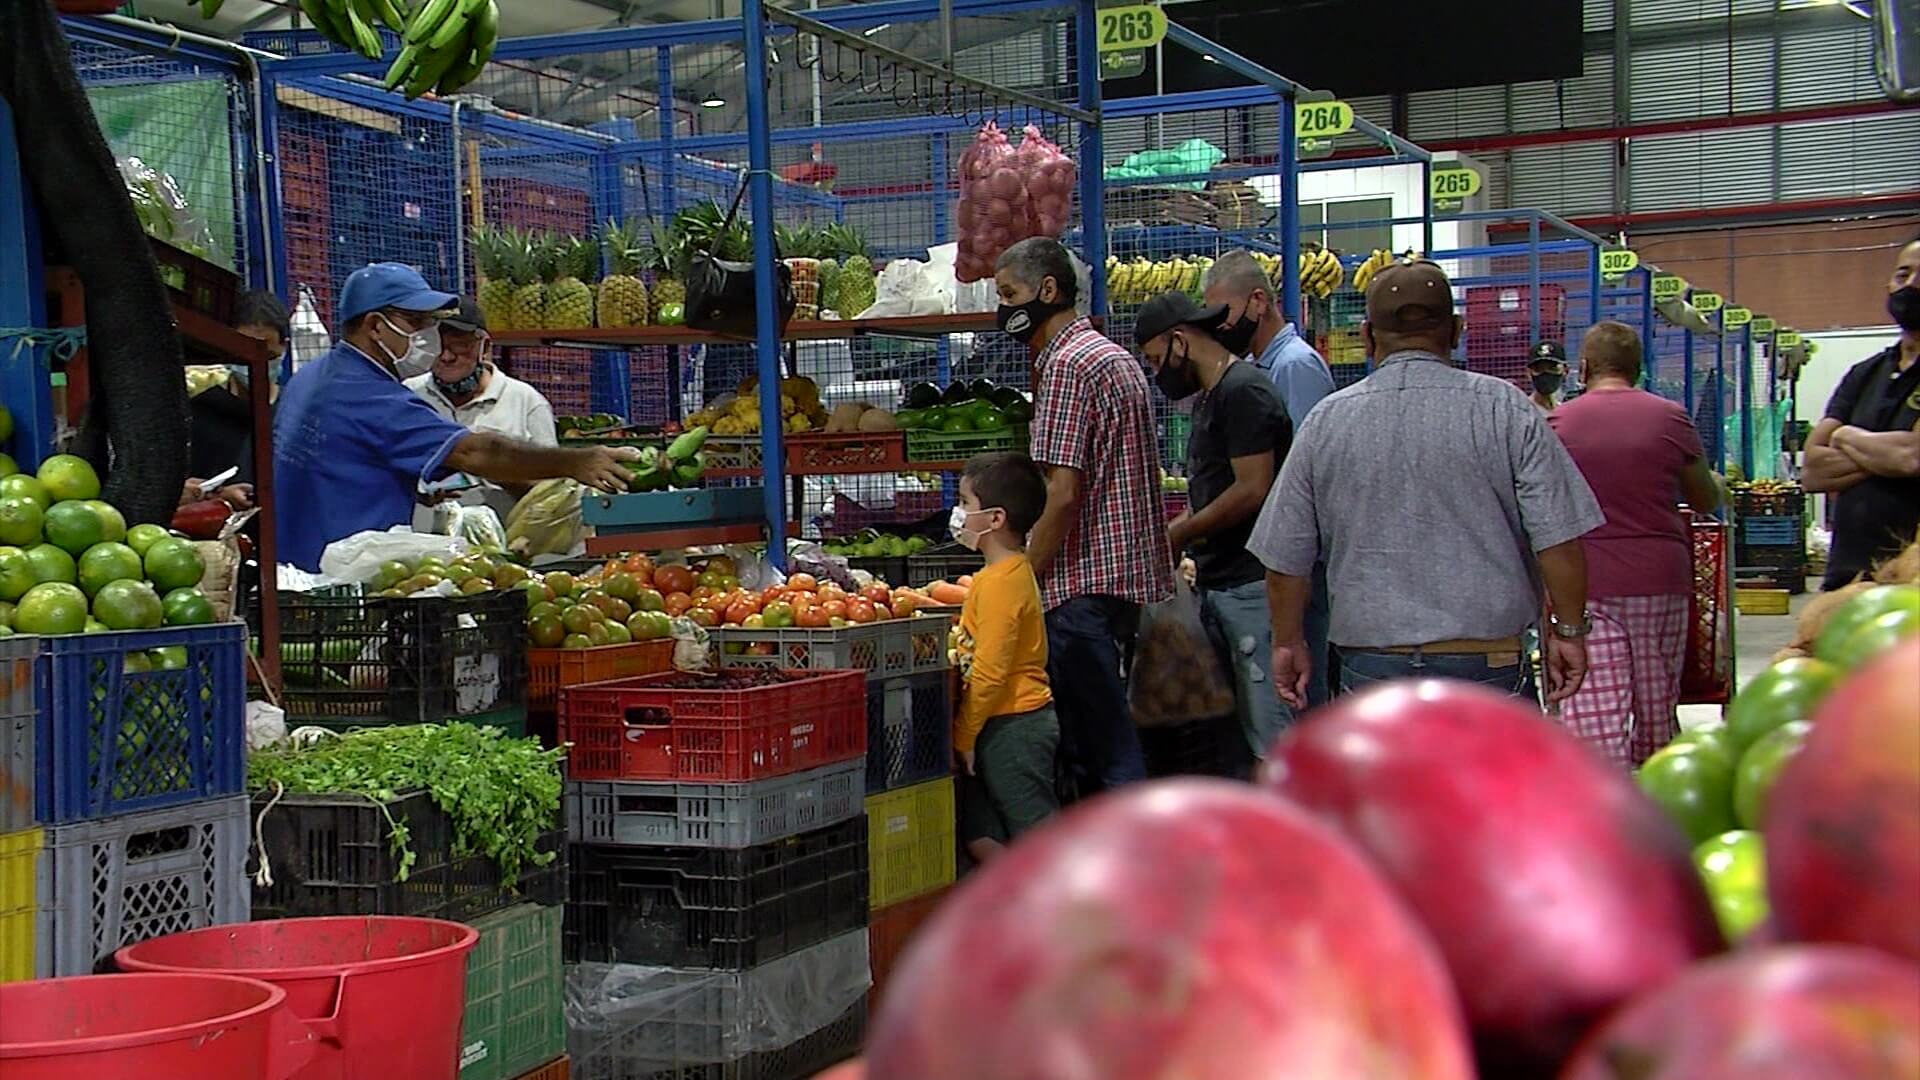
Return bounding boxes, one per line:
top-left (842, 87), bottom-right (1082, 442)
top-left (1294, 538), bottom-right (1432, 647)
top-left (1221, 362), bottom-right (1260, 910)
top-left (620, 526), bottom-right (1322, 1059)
top-left (1889, 285), bottom-right (1920, 331)
top-left (997, 290), bottom-right (1067, 345)
top-left (1531, 372), bottom-right (1565, 397)
top-left (1217, 297), bottom-right (1261, 356)
top-left (1154, 338), bottom-right (1201, 401)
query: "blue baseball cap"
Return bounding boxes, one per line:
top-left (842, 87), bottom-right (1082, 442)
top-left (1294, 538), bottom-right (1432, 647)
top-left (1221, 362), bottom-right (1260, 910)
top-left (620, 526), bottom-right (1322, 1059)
top-left (337, 262), bottom-right (457, 326)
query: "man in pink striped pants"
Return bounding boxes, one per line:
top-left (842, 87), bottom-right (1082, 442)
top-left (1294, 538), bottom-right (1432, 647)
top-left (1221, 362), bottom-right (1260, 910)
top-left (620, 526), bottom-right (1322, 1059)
top-left (1549, 322), bottom-right (1724, 766)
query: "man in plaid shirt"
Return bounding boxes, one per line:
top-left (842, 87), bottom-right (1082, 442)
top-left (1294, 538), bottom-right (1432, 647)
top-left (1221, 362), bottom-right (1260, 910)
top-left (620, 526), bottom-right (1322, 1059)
top-left (994, 238), bottom-right (1174, 791)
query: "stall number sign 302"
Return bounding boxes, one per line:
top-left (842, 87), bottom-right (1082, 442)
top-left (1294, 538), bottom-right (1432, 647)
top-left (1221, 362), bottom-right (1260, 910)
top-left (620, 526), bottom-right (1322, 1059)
top-left (1097, 5), bottom-right (1166, 51)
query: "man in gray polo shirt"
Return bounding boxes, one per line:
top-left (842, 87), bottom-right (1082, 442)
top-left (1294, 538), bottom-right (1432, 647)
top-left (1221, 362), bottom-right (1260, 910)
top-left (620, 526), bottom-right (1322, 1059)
top-left (1248, 259), bottom-right (1604, 705)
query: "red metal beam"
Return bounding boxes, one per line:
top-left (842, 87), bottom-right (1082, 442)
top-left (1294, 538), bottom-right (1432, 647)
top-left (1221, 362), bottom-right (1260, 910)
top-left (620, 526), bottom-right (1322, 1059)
top-left (1486, 192), bottom-right (1920, 235)
top-left (1342, 99), bottom-right (1914, 157)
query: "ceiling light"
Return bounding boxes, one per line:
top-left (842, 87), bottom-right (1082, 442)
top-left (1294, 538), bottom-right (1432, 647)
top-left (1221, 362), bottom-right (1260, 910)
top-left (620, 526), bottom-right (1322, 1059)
top-left (863, 23), bottom-right (890, 36)
top-left (1202, 54), bottom-right (1217, 63)
top-left (702, 96), bottom-right (726, 108)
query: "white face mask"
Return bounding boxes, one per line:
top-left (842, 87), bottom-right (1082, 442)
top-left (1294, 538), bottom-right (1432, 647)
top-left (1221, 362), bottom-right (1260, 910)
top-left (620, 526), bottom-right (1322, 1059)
top-left (949, 505), bottom-right (999, 550)
top-left (374, 314), bottom-right (441, 379)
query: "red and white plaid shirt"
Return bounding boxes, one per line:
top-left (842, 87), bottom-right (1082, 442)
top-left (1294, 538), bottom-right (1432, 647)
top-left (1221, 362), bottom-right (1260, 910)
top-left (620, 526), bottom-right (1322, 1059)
top-left (1029, 316), bottom-right (1175, 611)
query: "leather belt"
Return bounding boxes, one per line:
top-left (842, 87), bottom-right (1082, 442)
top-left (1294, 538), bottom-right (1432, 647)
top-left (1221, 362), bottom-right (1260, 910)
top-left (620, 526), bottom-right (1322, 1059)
top-left (1374, 637), bottom-right (1525, 656)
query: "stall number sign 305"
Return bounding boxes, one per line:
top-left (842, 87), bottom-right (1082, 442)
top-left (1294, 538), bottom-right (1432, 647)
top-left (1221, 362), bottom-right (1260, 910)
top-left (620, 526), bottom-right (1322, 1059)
top-left (1097, 5), bottom-right (1166, 51)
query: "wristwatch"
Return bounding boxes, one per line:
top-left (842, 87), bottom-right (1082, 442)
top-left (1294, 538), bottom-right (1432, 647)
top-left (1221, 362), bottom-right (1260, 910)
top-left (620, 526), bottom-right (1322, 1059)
top-left (1549, 613), bottom-right (1594, 639)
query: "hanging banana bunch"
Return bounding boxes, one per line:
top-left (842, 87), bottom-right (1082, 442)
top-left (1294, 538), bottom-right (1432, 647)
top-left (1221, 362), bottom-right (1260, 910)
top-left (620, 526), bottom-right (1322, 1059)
top-left (1296, 247), bottom-right (1345, 300)
top-left (1351, 249), bottom-right (1396, 294)
top-left (200, 0), bottom-right (501, 101)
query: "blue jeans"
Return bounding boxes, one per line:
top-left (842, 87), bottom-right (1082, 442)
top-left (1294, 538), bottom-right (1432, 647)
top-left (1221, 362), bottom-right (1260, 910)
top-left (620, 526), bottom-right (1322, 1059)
top-left (1338, 648), bottom-right (1531, 696)
top-left (1200, 579), bottom-right (1291, 760)
top-left (1045, 595), bottom-right (1147, 791)
top-left (1305, 562), bottom-right (1332, 709)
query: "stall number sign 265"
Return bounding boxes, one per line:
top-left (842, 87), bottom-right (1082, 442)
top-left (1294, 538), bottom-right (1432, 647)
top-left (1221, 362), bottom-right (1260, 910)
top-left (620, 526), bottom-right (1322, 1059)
top-left (1097, 5), bottom-right (1166, 50)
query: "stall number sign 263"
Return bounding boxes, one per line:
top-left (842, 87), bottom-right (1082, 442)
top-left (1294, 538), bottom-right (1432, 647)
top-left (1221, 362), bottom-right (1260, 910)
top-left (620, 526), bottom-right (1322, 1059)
top-left (1098, 5), bottom-right (1166, 51)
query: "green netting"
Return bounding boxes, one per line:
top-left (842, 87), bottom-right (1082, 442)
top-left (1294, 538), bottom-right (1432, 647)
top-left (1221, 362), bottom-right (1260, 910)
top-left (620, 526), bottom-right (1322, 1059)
top-left (88, 79), bottom-right (238, 267)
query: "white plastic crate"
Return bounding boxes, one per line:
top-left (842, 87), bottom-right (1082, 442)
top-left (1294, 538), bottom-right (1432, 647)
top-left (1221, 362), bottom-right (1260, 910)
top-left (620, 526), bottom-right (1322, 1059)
top-left (565, 759), bottom-right (864, 849)
top-left (44, 795), bottom-right (250, 976)
top-left (712, 615), bottom-right (950, 682)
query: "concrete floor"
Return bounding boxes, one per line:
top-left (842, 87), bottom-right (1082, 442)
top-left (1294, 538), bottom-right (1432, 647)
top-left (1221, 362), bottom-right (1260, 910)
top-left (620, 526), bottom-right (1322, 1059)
top-left (1676, 591), bottom-right (1811, 729)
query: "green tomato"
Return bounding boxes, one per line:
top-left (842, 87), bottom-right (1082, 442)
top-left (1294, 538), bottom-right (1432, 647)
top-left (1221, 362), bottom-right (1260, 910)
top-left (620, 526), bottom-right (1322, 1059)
top-left (1724, 656), bottom-right (1841, 751)
top-left (1813, 584), bottom-right (1920, 665)
top-left (1734, 719), bottom-right (1812, 829)
top-left (1664, 723), bottom-right (1736, 770)
top-left (1637, 744), bottom-right (1738, 845)
top-left (1693, 829), bottom-right (1768, 942)
top-left (1827, 607), bottom-right (1919, 671)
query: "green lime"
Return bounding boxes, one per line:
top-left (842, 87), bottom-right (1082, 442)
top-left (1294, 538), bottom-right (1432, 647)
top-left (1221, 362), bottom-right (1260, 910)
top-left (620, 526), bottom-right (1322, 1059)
top-left (1813, 585), bottom-right (1920, 665)
top-left (162, 587), bottom-right (216, 627)
top-left (124, 523), bottom-right (172, 558)
top-left (14, 581), bottom-right (89, 635)
top-left (0, 474), bottom-right (49, 512)
top-left (0, 546), bottom-right (34, 603)
top-left (1828, 608), bottom-right (1919, 670)
top-left (142, 538), bottom-right (205, 592)
top-left (35, 455), bottom-right (100, 502)
top-left (0, 497), bottom-right (42, 548)
top-left (1724, 656), bottom-right (1841, 750)
top-left (80, 500), bottom-right (127, 544)
top-left (1636, 744), bottom-right (1738, 845)
top-left (1734, 719), bottom-right (1812, 829)
top-left (148, 646), bottom-right (188, 671)
top-left (92, 579), bottom-right (164, 631)
top-left (42, 501), bottom-right (105, 557)
top-left (24, 544), bottom-right (76, 586)
top-left (77, 542), bottom-right (145, 597)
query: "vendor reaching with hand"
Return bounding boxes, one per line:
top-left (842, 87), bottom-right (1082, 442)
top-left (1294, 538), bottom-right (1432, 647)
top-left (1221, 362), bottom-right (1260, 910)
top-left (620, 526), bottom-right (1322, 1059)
top-left (274, 263), bottom-right (639, 570)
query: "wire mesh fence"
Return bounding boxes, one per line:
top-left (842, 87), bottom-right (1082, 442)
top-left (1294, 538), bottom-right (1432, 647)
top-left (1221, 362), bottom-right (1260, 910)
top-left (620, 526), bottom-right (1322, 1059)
top-left (68, 33), bottom-right (256, 279)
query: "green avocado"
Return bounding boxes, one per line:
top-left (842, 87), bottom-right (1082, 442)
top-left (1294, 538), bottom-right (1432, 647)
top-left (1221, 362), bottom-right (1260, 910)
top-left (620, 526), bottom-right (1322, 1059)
top-left (970, 406), bottom-right (1009, 432)
top-left (940, 414), bottom-right (976, 433)
top-left (1003, 399), bottom-right (1033, 423)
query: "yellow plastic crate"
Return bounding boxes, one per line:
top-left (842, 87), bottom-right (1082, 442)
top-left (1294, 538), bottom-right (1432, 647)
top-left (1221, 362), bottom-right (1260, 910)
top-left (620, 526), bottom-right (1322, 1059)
top-left (864, 776), bottom-right (955, 909)
top-left (0, 828), bottom-right (43, 983)
top-left (1734, 588), bottom-right (1791, 615)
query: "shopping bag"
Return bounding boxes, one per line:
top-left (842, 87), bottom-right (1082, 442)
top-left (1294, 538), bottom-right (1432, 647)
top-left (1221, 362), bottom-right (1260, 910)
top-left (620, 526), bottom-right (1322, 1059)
top-left (1128, 579), bottom-right (1237, 727)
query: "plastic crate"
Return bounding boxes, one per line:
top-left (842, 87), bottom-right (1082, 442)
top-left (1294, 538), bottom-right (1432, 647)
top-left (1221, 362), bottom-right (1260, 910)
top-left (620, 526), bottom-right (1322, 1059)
top-left (1681, 516), bottom-right (1732, 706)
top-left (868, 884), bottom-right (949, 1015)
top-left (828, 491), bottom-right (946, 535)
top-left (45, 795), bottom-right (250, 976)
top-left (864, 777), bottom-right (955, 910)
top-left (903, 549), bottom-right (983, 587)
top-left (565, 931), bottom-right (869, 1080)
top-left (250, 788), bottom-right (565, 921)
top-left (461, 903), bottom-right (565, 1080)
top-left (559, 670), bottom-right (867, 783)
top-left (1735, 588), bottom-right (1791, 616)
top-left (278, 590), bottom-right (528, 728)
top-left (787, 433), bottom-right (906, 474)
top-left (843, 555), bottom-right (910, 588)
top-left (0, 826), bottom-right (44, 982)
top-left (0, 636), bottom-right (37, 833)
top-left (34, 624), bottom-right (246, 825)
top-left (711, 617), bottom-right (949, 682)
top-left (904, 424), bottom-right (1029, 464)
top-left (865, 672), bottom-right (952, 795)
top-left (1732, 487), bottom-right (1806, 519)
top-left (699, 436), bottom-right (764, 473)
top-left (564, 815), bottom-right (869, 968)
top-left (527, 640), bottom-right (674, 711)
top-left (566, 760), bottom-right (864, 849)
top-left (149, 235), bottom-right (240, 324)
top-left (1739, 515), bottom-right (1802, 549)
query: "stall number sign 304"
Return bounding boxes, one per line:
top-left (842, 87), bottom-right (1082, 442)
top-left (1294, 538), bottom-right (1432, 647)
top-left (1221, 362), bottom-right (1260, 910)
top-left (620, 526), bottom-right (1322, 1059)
top-left (1097, 5), bottom-right (1166, 50)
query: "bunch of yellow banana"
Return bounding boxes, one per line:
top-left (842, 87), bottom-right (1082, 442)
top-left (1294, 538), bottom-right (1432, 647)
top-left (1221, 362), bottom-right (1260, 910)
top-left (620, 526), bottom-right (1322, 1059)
top-left (1298, 248), bottom-right (1344, 299)
top-left (1104, 256), bottom-right (1214, 305)
top-left (1351, 248), bottom-right (1396, 294)
top-left (383, 0), bottom-right (502, 100)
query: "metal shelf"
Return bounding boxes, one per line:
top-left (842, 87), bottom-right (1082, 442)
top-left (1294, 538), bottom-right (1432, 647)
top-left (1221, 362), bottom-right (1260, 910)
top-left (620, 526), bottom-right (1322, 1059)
top-left (489, 312), bottom-right (999, 350)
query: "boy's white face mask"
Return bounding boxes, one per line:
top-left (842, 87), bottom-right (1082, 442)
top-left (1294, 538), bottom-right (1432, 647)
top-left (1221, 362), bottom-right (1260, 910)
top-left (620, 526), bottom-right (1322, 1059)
top-left (949, 505), bottom-right (1001, 551)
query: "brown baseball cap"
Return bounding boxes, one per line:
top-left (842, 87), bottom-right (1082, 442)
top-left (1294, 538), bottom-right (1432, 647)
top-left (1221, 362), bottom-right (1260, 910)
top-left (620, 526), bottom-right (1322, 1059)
top-left (1366, 259), bottom-right (1456, 333)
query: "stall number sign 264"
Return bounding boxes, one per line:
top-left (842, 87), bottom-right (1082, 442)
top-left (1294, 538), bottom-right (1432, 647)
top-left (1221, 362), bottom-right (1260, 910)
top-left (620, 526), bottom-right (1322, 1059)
top-left (1097, 5), bottom-right (1166, 50)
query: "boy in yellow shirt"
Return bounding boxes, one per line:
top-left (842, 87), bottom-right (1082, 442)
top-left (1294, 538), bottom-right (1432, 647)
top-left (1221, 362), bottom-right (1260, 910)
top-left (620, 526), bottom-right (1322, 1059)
top-left (950, 452), bottom-right (1060, 863)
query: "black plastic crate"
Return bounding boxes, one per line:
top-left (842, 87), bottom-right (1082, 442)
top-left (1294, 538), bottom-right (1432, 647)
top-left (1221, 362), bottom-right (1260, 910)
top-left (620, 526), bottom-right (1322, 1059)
top-left (650, 1002), bottom-right (864, 1080)
top-left (249, 788), bottom-right (564, 921)
top-left (277, 589), bottom-right (528, 728)
top-left (904, 548), bottom-right (983, 587)
top-left (1732, 488), bottom-right (1805, 519)
top-left (865, 671), bottom-right (952, 794)
top-left (564, 816), bottom-right (868, 969)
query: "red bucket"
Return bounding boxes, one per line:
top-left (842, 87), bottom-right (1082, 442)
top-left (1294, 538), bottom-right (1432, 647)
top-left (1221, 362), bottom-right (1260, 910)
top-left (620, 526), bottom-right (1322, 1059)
top-left (0, 972), bottom-right (318, 1080)
top-left (116, 915), bottom-right (479, 1080)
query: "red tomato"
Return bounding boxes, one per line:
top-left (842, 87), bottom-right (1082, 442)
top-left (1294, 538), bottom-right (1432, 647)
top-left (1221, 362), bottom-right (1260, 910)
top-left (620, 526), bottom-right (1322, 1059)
top-left (691, 585), bottom-right (715, 603)
top-left (796, 606), bottom-right (831, 629)
top-left (861, 584), bottom-right (893, 605)
top-left (892, 594), bottom-right (919, 619)
top-left (821, 599), bottom-right (848, 620)
top-left (663, 591), bottom-right (694, 617)
top-left (726, 599), bottom-right (760, 626)
top-left (686, 607), bottom-right (718, 627)
top-left (819, 584), bottom-right (848, 604)
top-left (847, 599), bottom-right (877, 624)
top-left (655, 565), bottom-right (696, 596)
top-left (787, 573), bottom-right (819, 592)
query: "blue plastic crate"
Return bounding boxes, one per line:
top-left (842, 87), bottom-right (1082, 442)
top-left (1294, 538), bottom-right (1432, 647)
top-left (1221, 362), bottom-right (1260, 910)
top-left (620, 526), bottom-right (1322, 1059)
top-left (1740, 515), bottom-right (1800, 548)
top-left (34, 624), bottom-right (246, 825)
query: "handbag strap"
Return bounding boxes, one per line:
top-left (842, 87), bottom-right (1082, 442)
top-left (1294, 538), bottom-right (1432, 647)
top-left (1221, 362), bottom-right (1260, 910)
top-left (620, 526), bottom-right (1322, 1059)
top-left (718, 169), bottom-right (750, 237)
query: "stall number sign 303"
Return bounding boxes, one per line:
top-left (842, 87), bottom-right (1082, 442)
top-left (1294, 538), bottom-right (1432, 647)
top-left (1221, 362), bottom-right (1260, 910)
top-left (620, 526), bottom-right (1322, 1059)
top-left (1097, 5), bottom-right (1166, 50)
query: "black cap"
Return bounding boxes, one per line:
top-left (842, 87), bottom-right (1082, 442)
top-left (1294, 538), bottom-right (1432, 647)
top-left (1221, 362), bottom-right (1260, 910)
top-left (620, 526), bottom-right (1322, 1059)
top-left (441, 297), bottom-right (487, 333)
top-left (1529, 341), bottom-right (1567, 369)
top-left (1133, 291), bottom-right (1229, 346)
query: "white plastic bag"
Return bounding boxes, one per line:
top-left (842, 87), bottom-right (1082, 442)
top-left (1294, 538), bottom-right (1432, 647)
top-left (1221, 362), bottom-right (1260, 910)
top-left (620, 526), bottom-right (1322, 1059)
top-left (290, 284), bottom-right (330, 372)
top-left (670, 616), bottom-right (711, 672)
top-left (316, 528), bottom-right (467, 586)
top-left (857, 258), bottom-right (948, 319)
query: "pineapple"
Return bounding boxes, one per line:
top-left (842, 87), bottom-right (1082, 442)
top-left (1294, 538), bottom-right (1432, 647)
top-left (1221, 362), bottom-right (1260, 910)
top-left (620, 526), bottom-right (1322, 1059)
top-left (472, 225), bottom-right (514, 331)
top-left (643, 233), bottom-right (686, 326)
top-left (505, 228), bottom-right (547, 333)
top-left (597, 219), bottom-right (649, 328)
top-left (545, 234), bottom-right (597, 330)
top-left (817, 258), bottom-right (842, 316)
top-left (838, 254), bottom-right (877, 317)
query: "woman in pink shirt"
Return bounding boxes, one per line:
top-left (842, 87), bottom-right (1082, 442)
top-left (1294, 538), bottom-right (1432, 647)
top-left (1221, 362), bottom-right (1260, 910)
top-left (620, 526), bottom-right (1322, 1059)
top-left (1549, 321), bottom-right (1723, 766)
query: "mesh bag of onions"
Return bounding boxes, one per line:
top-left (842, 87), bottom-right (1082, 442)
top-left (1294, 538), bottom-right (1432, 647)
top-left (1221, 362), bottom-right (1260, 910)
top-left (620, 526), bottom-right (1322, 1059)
top-left (956, 122), bottom-right (1026, 283)
top-left (1014, 124), bottom-right (1077, 238)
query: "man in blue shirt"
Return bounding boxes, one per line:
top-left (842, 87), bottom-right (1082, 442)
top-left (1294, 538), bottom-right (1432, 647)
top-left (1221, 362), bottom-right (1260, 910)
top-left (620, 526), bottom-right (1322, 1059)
top-left (274, 263), bottom-right (639, 570)
top-left (1203, 249), bottom-right (1337, 708)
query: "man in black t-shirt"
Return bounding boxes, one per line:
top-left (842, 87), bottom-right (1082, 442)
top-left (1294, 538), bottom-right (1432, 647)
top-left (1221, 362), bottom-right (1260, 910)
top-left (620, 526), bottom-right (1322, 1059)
top-left (1804, 237), bottom-right (1920, 588)
top-left (1135, 292), bottom-right (1295, 760)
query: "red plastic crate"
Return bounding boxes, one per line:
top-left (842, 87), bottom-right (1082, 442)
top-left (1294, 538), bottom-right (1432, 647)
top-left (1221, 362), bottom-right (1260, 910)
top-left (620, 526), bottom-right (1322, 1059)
top-left (1680, 515), bottom-right (1732, 705)
top-left (558, 669), bottom-right (866, 782)
top-left (869, 885), bottom-right (950, 1016)
top-left (787, 433), bottom-right (906, 474)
